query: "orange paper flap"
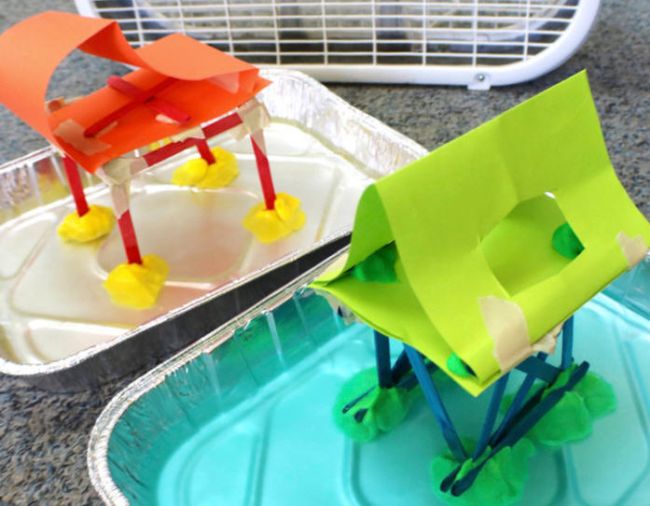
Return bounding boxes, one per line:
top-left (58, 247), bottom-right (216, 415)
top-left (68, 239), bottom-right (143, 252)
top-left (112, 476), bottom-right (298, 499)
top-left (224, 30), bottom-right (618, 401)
top-left (0, 11), bottom-right (268, 171)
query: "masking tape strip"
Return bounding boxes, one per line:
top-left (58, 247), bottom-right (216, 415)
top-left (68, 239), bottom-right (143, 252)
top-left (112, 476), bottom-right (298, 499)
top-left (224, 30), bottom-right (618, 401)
top-left (109, 182), bottom-right (130, 218)
top-left (53, 119), bottom-right (110, 156)
top-left (250, 129), bottom-right (268, 157)
top-left (479, 295), bottom-right (562, 374)
top-left (533, 323), bottom-right (561, 354)
top-left (480, 295), bottom-right (533, 372)
top-left (97, 157), bottom-right (147, 217)
top-left (616, 232), bottom-right (649, 268)
top-left (230, 98), bottom-right (271, 142)
top-left (101, 157), bottom-right (148, 183)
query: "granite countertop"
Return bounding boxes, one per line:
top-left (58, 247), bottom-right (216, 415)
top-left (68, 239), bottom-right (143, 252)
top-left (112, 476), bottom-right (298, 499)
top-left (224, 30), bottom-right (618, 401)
top-left (0, 0), bottom-right (648, 504)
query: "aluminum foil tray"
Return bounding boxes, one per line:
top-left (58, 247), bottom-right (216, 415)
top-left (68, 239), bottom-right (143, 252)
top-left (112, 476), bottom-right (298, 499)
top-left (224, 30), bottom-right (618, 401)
top-left (0, 69), bottom-right (426, 390)
top-left (89, 253), bottom-right (650, 506)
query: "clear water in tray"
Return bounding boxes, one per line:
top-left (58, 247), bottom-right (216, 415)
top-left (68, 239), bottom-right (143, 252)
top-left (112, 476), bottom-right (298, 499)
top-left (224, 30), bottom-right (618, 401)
top-left (0, 122), bottom-right (373, 364)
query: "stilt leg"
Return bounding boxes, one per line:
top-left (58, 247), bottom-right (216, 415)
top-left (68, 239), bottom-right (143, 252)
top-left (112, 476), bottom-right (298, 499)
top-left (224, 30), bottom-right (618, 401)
top-left (374, 331), bottom-right (392, 388)
top-left (391, 349), bottom-right (412, 385)
top-left (473, 374), bottom-right (508, 459)
top-left (62, 156), bottom-right (89, 216)
top-left (194, 138), bottom-right (216, 165)
top-left (107, 181), bottom-right (143, 265)
top-left (404, 345), bottom-right (466, 461)
top-left (449, 362), bottom-right (589, 497)
top-left (561, 316), bottom-right (575, 370)
top-left (117, 209), bottom-right (142, 265)
top-left (490, 353), bottom-right (547, 446)
top-left (250, 130), bottom-right (277, 210)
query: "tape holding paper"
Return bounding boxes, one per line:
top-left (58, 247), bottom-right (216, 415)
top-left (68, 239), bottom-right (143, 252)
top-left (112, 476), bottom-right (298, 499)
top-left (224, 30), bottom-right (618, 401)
top-left (616, 232), bottom-right (649, 267)
top-left (479, 296), bottom-right (531, 372)
top-left (230, 99), bottom-right (271, 142)
top-left (54, 119), bottom-right (110, 156)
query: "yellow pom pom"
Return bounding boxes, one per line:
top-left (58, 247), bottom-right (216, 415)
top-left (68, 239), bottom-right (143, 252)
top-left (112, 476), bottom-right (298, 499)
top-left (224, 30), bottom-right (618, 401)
top-left (103, 254), bottom-right (169, 309)
top-left (171, 158), bottom-right (208, 187)
top-left (197, 147), bottom-right (239, 189)
top-left (243, 192), bottom-right (306, 243)
top-left (57, 205), bottom-right (114, 243)
top-left (171, 147), bottom-right (238, 189)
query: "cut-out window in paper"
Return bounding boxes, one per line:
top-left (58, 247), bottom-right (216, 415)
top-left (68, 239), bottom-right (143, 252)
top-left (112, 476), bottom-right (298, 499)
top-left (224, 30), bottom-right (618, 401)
top-left (481, 193), bottom-right (583, 297)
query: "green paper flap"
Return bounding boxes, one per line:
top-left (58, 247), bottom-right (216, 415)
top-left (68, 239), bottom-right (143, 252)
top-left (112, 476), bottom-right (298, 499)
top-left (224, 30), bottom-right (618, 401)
top-left (312, 71), bottom-right (650, 396)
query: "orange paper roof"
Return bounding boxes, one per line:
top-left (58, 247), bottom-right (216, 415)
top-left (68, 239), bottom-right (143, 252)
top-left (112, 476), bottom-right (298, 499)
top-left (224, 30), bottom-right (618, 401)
top-left (0, 11), bottom-right (270, 172)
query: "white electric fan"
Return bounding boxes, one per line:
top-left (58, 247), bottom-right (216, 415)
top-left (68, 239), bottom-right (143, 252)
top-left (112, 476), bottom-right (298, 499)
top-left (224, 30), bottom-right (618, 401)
top-left (74, 0), bottom-right (600, 89)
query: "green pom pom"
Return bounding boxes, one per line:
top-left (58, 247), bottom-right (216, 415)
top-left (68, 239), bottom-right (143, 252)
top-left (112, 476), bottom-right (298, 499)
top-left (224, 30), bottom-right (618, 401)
top-left (333, 368), bottom-right (412, 442)
top-left (574, 371), bottom-right (617, 418)
top-left (552, 223), bottom-right (584, 259)
top-left (528, 391), bottom-right (592, 447)
top-left (351, 243), bottom-right (398, 283)
top-left (447, 353), bottom-right (473, 378)
top-left (516, 368), bottom-right (616, 448)
top-left (431, 439), bottom-right (536, 506)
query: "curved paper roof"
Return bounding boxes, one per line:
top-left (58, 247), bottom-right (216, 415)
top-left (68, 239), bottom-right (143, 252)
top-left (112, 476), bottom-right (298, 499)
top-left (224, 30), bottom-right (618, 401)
top-left (311, 72), bottom-right (650, 396)
top-left (0, 11), bottom-right (269, 172)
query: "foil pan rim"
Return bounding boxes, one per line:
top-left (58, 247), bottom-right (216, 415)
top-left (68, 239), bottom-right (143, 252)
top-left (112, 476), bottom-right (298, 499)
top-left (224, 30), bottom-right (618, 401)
top-left (261, 69), bottom-right (425, 157)
top-left (0, 68), bottom-right (426, 380)
top-left (87, 246), bottom-right (348, 506)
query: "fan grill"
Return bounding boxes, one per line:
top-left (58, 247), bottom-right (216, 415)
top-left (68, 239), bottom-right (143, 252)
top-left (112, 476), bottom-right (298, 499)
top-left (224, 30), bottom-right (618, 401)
top-left (76, 0), bottom-right (598, 87)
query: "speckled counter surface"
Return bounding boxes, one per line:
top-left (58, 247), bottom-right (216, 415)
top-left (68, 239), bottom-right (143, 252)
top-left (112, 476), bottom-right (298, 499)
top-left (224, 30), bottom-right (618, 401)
top-left (0, 1), bottom-right (647, 504)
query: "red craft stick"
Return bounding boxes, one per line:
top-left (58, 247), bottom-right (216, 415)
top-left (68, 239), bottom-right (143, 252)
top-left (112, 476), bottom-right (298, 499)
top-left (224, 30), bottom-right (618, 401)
top-left (106, 76), bottom-right (190, 125)
top-left (201, 112), bottom-right (243, 138)
top-left (118, 210), bottom-right (143, 265)
top-left (142, 112), bottom-right (243, 167)
top-left (143, 138), bottom-right (194, 167)
top-left (84, 77), bottom-right (178, 138)
top-left (195, 138), bottom-right (216, 165)
top-left (251, 136), bottom-right (276, 210)
top-left (62, 155), bottom-right (89, 216)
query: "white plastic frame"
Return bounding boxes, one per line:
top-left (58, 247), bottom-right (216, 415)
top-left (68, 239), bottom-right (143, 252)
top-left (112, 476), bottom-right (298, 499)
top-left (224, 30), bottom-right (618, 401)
top-left (74, 0), bottom-right (600, 89)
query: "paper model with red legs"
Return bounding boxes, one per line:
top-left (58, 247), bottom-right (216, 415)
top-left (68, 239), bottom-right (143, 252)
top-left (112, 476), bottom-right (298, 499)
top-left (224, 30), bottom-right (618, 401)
top-left (0, 11), bottom-right (305, 309)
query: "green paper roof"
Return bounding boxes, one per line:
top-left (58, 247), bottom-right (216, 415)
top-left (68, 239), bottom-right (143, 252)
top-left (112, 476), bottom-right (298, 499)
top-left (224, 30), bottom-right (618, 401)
top-left (312, 71), bottom-right (650, 396)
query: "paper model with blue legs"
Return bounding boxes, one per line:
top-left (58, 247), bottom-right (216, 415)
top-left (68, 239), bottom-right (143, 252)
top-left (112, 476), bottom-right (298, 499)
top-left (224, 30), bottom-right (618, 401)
top-left (312, 72), bottom-right (649, 505)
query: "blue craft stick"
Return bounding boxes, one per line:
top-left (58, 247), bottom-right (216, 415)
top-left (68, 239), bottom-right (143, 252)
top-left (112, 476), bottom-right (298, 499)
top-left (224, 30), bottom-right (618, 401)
top-left (404, 345), bottom-right (467, 461)
top-left (516, 355), bottom-right (560, 384)
top-left (473, 374), bottom-right (508, 459)
top-left (390, 349), bottom-right (411, 384)
top-left (451, 361), bottom-right (590, 497)
top-left (396, 358), bottom-right (435, 391)
top-left (561, 316), bottom-right (575, 370)
top-left (374, 331), bottom-right (392, 388)
top-left (490, 352), bottom-right (547, 446)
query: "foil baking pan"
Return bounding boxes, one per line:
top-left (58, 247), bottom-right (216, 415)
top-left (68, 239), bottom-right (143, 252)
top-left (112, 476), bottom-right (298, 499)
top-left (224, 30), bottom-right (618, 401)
top-left (88, 252), bottom-right (650, 505)
top-left (0, 69), bottom-right (426, 390)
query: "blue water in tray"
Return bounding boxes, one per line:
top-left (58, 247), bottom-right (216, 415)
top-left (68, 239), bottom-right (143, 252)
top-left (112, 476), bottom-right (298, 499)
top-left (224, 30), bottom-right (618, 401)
top-left (108, 259), bottom-right (650, 506)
